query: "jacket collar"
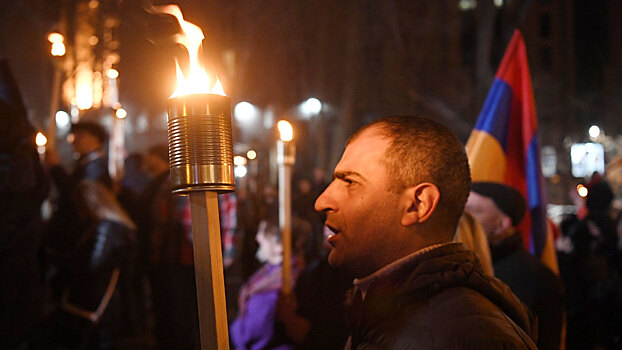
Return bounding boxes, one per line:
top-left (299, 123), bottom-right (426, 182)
top-left (345, 242), bottom-right (536, 342)
top-left (353, 243), bottom-right (448, 300)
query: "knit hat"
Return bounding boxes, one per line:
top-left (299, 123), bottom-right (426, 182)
top-left (471, 182), bottom-right (526, 226)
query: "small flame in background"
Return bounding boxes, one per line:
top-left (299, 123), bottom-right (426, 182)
top-left (35, 132), bottom-right (47, 147)
top-left (152, 4), bottom-right (225, 98)
top-left (277, 120), bottom-right (293, 141)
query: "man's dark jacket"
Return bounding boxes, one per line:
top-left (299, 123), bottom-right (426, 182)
top-left (492, 233), bottom-right (564, 350)
top-left (345, 243), bottom-right (538, 350)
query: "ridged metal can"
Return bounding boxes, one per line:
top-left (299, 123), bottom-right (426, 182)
top-left (167, 93), bottom-right (235, 194)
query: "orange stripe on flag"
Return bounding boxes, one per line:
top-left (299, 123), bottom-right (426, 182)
top-left (465, 130), bottom-right (507, 183)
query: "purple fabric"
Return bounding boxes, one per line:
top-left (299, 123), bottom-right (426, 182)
top-left (230, 290), bottom-right (292, 350)
top-left (231, 262), bottom-right (301, 350)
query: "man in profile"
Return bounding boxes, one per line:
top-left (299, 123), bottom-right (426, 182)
top-left (315, 115), bottom-right (538, 349)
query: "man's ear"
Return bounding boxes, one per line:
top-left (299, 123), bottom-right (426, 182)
top-left (493, 215), bottom-right (514, 236)
top-left (401, 183), bottom-right (440, 227)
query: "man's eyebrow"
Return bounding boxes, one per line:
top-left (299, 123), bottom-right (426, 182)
top-left (334, 170), bottom-right (365, 181)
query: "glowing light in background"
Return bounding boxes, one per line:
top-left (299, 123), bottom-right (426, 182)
top-left (570, 142), bottom-right (605, 178)
top-left (458, 0), bottom-right (477, 11)
top-left (48, 32), bottom-right (66, 56)
top-left (88, 35), bottom-right (99, 46)
top-left (55, 111), bottom-right (71, 129)
top-left (35, 132), bottom-right (47, 147)
top-left (233, 155), bottom-right (247, 166)
top-left (299, 97), bottom-right (322, 119)
top-left (234, 101), bottom-right (259, 124)
top-left (277, 120), bottom-right (293, 142)
top-left (577, 184), bottom-right (588, 198)
top-left (115, 108), bottom-right (127, 119)
top-left (75, 67), bottom-right (94, 110)
top-left (589, 125), bottom-right (601, 139)
top-left (234, 165), bottom-right (248, 178)
top-left (247, 150), bottom-right (257, 160)
top-left (107, 69), bottom-right (119, 79)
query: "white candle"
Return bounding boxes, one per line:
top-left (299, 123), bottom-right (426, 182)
top-left (276, 120), bottom-right (295, 293)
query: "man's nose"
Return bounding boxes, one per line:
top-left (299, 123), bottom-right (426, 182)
top-left (314, 182), bottom-right (336, 213)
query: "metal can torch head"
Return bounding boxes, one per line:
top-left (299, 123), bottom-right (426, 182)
top-left (167, 93), bottom-right (235, 194)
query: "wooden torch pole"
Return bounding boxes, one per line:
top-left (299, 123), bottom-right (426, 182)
top-left (279, 159), bottom-right (293, 293)
top-left (189, 191), bottom-right (230, 349)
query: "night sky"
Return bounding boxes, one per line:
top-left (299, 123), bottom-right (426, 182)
top-left (1, 0), bottom-right (620, 177)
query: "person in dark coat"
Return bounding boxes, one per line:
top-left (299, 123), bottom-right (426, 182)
top-left (0, 57), bottom-right (51, 349)
top-left (277, 226), bottom-right (352, 350)
top-left (44, 120), bottom-right (113, 270)
top-left (44, 180), bottom-right (136, 350)
top-left (314, 116), bottom-right (538, 349)
top-left (466, 182), bottom-right (565, 350)
top-left (139, 144), bottom-right (199, 350)
top-left (558, 177), bottom-right (622, 350)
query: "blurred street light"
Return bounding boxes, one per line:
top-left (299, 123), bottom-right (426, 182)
top-left (589, 125), bottom-right (601, 140)
top-left (115, 107), bottom-right (127, 119)
top-left (234, 101), bottom-right (260, 125)
top-left (107, 68), bottom-right (119, 79)
top-left (577, 184), bottom-right (588, 198)
top-left (55, 110), bottom-right (71, 129)
top-left (235, 165), bottom-right (248, 178)
top-left (233, 155), bottom-right (247, 166)
top-left (299, 97), bottom-right (322, 119)
top-left (247, 150), bottom-right (257, 160)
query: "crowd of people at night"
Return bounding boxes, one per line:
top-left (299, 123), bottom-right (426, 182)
top-left (3, 51), bottom-right (622, 350)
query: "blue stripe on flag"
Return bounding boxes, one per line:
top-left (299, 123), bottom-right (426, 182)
top-left (474, 79), bottom-right (513, 150)
top-left (526, 135), bottom-right (547, 256)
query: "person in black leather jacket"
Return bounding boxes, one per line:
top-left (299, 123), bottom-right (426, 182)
top-left (314, 116), bottom-right (538, 349)
top-left (44, 180), bottom-right (135, 350)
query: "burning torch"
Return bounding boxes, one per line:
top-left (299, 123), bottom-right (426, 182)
top-left (155, 5), bottom-right (233, 349)
top-left (35, 132), bottom-right (47, 162)
top-left (109, 107), bottom-right (127, 186)
top-left (276, 120), bottom-right (295, 293)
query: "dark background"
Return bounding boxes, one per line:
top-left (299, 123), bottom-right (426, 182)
top-left (1, 0), bottom-right (621, 204)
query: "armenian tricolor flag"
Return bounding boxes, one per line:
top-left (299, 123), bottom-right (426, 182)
top-left (466, 30), bottom-right (558, 272)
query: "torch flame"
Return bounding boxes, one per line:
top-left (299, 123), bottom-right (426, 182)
top-left (277, 120), bottom-right (293, 142)
top-left (152, 4), bottom-right (225, 98)
top-left (36, 132), bottom-right (47, 147)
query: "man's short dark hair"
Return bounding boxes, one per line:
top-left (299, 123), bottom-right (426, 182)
top-left (349, 115), bottom-right (471, 231)
top-left (71, 121), bottom-right (108, 144)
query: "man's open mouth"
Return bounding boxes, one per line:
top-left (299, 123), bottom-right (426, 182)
top-left (325, 224), bottom-right (340, 246)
